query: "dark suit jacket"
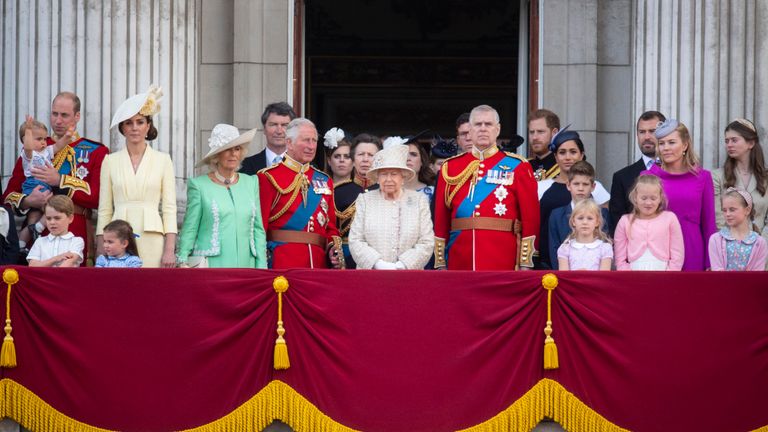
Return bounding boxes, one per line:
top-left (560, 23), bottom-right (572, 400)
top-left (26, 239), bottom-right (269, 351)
top-left (548, 204), bottom-right (610, 270)
top-left (239, 150), bottom-right (268, 175)
top-left (609, 158), bottom-right (646, 236)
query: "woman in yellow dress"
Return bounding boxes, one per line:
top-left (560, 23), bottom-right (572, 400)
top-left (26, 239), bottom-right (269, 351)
top-left (97, 86), bottom-right (177, 267)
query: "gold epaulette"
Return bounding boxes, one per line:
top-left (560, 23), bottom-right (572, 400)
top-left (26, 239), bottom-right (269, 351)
top-left (257, 163), bottom-right (280, 176)
top-left (505, 152), bottom-right (529, 163)
top-left (3, 192), bottom-right (25, 209)
top-left (60, 174), bottom-right (91, 195)
top-left (544, 165), bottom-right (561, 179)
top-left (333, 179), bottom-right (353, 189)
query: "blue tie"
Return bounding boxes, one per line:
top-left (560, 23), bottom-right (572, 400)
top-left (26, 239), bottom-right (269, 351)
top-left (272, 155), bottom-right (282, 166)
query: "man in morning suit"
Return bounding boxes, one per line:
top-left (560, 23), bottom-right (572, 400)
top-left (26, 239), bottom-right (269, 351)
top-left (433, 104), bottom-right (539, 270)
top-left (608, 110), bottom-right (666, 235)
top-left (239, 102), bottom-right (296, 175)
top-left (258, 118), bottom-right (343, 269)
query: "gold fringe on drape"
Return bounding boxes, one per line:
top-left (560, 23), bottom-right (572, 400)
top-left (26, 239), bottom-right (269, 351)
top-left (457, 379), bottom-right (628, 432)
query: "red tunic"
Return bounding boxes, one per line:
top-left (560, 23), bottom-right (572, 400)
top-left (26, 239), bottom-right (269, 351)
top-left (258, 157), bottom-right (340, 269)
top-left (433, 146), bottom-right (539, 270)
top-left (2, 135), bottom-right (108, 264)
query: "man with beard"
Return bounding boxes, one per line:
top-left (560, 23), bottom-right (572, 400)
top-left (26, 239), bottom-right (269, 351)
top-left (608, 110), bottom-right (667, 235)
top-left (527, 109), bottom-right (560, 181)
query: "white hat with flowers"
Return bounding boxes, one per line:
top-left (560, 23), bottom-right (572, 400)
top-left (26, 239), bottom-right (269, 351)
top-left (110, 85), bottom-right (163, 129)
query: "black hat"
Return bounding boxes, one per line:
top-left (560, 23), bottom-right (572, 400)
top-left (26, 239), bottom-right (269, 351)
top-left (499, 134), bottom-right (525, 153)
top-left (432, 137), bottom-right (458, 159)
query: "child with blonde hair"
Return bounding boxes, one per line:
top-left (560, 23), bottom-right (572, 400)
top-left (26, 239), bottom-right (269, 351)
top-left (557, 199), bottom-right (613, 270)
top-left (613, 174), bottom-right (685, 270)
top-left (708, 188), bottom-right (767, 271)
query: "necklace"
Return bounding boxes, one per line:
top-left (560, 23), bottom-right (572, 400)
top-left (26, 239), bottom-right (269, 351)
top-left (214, 170), bottom-right (236, 185)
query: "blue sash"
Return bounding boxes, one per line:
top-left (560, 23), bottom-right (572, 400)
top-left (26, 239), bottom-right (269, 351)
top-left (282, 170), bottom-right (324, 231)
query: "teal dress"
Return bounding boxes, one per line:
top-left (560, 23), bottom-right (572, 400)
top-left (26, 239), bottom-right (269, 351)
top-left (177, 174), bottom-right (267, 268)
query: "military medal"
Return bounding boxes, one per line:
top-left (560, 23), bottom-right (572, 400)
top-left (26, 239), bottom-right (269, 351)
top-left (317, 211), bottom-right (327, 228)
top-left (320, 197), bottom-right (329, 214)
top-left (77, 150), bottom-right (84, 163)
top-left (494, 186), bottom-right (508, 201)
top-left (75, 165), bottom-right (89, 179)
top-left (494, 202), bottom-right (508, 216)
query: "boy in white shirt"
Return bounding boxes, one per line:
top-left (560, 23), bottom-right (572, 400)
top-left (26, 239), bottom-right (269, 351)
top-left (27, 195), bottom-right (84, 267)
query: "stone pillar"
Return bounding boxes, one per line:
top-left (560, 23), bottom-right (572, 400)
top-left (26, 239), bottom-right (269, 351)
top-left (0, 0), bottom-right (197, 200)
top-left (632, 0), bottom-right (768, 168)
top-left (541, 0), bottom-right (634, 186)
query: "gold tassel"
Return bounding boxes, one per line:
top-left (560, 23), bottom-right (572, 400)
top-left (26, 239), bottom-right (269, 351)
top-left (1, 269), bottom-right (19, 368)
top-left (541, 273), bottom-right (559, 370)
top-left (273, 276), bottom-right (290, 370)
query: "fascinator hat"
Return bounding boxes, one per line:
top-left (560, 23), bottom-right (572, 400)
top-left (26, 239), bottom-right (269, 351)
top-left (323, 127), bottom-right (346, 149)
top-left (110, 85), bottom-right (163, 129)
top-left (654, 119), bottom-right (680, 139)
top-left (431, 137), bottom-right (458, 159)
top-left (197, 124), bottom-right (256, 167)
top-left (548, 124), bottom-right (584, 153)
top-left (367, 144), bottom-right (415, 183)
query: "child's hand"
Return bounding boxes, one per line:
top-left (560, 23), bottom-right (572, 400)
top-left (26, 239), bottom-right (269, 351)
top-left (55, 126), bottom-right (76, 147)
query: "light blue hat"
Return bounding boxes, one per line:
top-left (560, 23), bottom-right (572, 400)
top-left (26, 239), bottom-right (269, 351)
top-left (655, 119), bottom-right (679, 139)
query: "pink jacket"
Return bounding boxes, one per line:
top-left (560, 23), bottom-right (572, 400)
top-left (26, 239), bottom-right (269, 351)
top-left (708, 230), bottom-right (768, 271)
top-left (614, 211), bottom-right (685, 270)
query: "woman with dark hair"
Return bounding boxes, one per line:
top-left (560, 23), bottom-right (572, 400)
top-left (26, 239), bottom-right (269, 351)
top-left (536, 128), bottom-right (610, 269)
top-left (405, 139), bottom-right (436, 201)
top-left (713, 119), bottom-right (768, 246)
top-left (643, 119), bottom-right (716, 271)
top-left (333, 133), bottom-right (383, 268)
top-left (97, 85), bottom-right (177, 268)
top-left (323, 127), bottom-right (353, 185)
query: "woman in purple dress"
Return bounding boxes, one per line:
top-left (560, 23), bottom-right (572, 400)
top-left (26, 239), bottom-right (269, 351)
top-left (643, 119), bottom-right (717, 270)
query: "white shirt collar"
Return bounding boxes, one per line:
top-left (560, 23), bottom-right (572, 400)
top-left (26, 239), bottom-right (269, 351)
top-left (569, 239), bottom-right (603, 249)
top-left (45, 231), bottom-right (75, 241)
top-left (641, 155), bottom-right (655, 169)
top-left (265, 147), bottom-right (285, 165)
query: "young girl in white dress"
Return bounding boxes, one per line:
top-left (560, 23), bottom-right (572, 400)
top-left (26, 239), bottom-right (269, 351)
top-left (557, 199), bottom-right (613, 270)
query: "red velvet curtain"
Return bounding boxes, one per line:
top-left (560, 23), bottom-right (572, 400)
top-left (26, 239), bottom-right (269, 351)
top-left (1, 267), bottom-right (767, 431)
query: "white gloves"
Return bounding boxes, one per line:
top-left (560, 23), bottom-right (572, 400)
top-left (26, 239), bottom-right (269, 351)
top-left (374, 260), bottom-right (406, 270)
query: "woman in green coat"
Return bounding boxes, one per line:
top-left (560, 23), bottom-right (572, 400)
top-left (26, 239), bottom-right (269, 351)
top-left (177, 124), bottom-right (267, 268)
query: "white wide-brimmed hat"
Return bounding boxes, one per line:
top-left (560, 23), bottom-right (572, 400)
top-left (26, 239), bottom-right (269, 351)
top-left (367, 144), bottom-right (415, 183)
top-left (197, 124), bottom-right (256, 167)
top-left (110, 85), bottom-right (163, 129)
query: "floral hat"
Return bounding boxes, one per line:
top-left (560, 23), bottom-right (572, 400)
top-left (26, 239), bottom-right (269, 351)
top-left (110, 85), bottom-right (163, 129)
top-left (367, 144), bottom-right (415, 183)
top-left (197, 124), bottom-right (256, 167)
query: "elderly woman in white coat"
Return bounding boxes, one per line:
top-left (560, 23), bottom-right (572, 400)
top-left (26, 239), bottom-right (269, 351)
top-left (349, 144), bottom-right (434, 269)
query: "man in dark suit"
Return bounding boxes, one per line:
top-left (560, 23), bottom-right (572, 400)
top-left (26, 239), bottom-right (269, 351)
top-left (608, 110), bottom-right (666, 235)
top-left (239, 102), bottom-right (296, 175)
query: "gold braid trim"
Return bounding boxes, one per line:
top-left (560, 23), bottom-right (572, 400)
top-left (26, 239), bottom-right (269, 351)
top-left (441, 160), bottom-right (480, 207)
top-left (3, 377), bottom-right (767, 431)
top-left (458, 379), bottom-right (629, 432)
top-left (335, 202), bottom-right (357, 237)
top-left (264, 171), bottom-right (307, 223)
top-left (52, 146), bottom-right (75, 170)
top-left (0, 379), bottom-right (112, 431)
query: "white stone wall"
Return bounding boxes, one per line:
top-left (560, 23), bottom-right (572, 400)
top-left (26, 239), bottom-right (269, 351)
top-left (541, 0), bottom-right (633, 187)
top-left (0, 0), bottom-right (197, 201)
top-left (632, 0), bottom-right (768, 168)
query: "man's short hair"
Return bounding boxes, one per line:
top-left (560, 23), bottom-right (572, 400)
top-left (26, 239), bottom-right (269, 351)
top-left (528, 109), bottom-right (560, 130)
top-left (469, 105), bottom-right (500, 124)
top-left (53, 91), bottom-right (81, 113)
top-left (455, 113), bottom-right (470, 130)
top-left (285, 118), bottom-right (316, 142)
top-left (566, 160), bottom-right (595, 183)
top-left (18, 120), bottom-right (48, 143)
top-left (636, 110), bottom-right (666, 128)
top-left (260, 102), bottom-right (296, 126)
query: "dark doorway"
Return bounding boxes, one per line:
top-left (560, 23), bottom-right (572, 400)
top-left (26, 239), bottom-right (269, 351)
top-left (304, 0), bottom-right (521, 140)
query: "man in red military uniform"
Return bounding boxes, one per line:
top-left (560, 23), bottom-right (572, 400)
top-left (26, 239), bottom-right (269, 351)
top-left (2, 92), bottom-right (108, 265)
top-left (434, 105), bottom-right (539, 270)
top-left (258, 118), bottom-right (343, 269)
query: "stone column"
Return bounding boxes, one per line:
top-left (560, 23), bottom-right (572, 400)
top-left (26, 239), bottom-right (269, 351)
top-left (632, 0), bottom-right (768, 168)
